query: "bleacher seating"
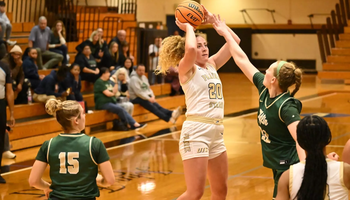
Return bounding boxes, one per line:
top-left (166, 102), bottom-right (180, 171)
top-left (5, 5), bottom-right (180, 153)
top-left (7, 83), bottom-right (184, 151)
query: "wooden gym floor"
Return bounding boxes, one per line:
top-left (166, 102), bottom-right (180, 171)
top-left (2, 73), bottom-right (350, 200)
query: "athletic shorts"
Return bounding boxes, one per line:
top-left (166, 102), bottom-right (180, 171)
top-left (179, 117), bottom-right (226, 160)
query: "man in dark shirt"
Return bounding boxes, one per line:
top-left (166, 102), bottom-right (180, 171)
top-left (0, 60), bottom-right (15, 183)
top-left (33, 66), bottom-right (69, 103)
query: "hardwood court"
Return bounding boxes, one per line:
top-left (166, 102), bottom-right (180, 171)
top-left (2, 74), bottom-right (350, 200)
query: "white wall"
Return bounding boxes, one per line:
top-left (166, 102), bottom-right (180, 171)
top-left (201, 0), bottom-right (339, 24)
top-left (251, 34), bottom-right (322, 71)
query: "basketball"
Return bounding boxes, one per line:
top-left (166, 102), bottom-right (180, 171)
top-left (175, 1), bottom-right (204, 28)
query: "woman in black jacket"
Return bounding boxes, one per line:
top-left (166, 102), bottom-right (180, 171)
top-left (76, 31), bottom-right (107, 63)
top-left (100, 41), bottom-right (122, 72)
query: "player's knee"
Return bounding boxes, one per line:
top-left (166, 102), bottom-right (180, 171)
top-left (211, 184), bottom-right (228, 198)
top-left (187, 190), bottom-right (204, 200)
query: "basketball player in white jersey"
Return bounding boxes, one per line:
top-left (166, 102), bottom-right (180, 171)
top-left (276, 115), bottom-right (350, 200)
top-left (157, 7), bottom-right (240, 200)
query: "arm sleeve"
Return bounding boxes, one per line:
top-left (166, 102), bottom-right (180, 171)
top-left (91, 137), bottom-right (110, 164)
top-left (252, 72), bottom-right (266, 94)
top-left (129, 77), bottom-right (150, 100)
top-left (2, 63), bottom-right (12, 83)
top-left (94, 79), bottom-right (107, 93)
top-left (35, 140), bottom-right (50, 163)
top-left (29, 28), bottom-right (36, 42)
top-left (3, 13), bottom-right (10, 24)
top-left (281, 99), bottom-right (302, 126)
top-left (23, 60), bottom-right (39, 79)
top-left (45, 78), bottom-right (61, 97)
top-left (149, 44), bottom-right (155, 55)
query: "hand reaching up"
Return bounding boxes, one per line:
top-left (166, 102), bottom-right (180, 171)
top-left (212, 14), bottom-right (229, 37)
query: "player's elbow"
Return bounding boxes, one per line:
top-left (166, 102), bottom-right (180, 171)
top-left (104, 176), bottom-right (115, 186)
top-left (28, 177), bottom-right (38, 187)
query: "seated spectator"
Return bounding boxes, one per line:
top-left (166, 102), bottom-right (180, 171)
top-left (165, 67), bottom-right (183, 96)
top-left (23, 48), bottom-right (44, 90)
top-left (60, 63), bottom-right (82, 101)
top-left (94, 67), bottom-right (146, 130)
top-left (0, 1), bottom-right (16, 46)
top-left (33, 66), bottom-right (69, 103)
top-left (96, 28), bottom-right (107, 52)
top-left (74, 44), bottom-right (99, 83)
top-left (76, 31), bottom-right (106, 63)
top-left (148, 37), bottom-right (162, 85)
top-left (49, 20), bottom-right (68, 65)
top-left (119, 57), bottom-right (134, 77)
top-left (119, 41), bottom-right (134, 65)
top-left (100, 41), bottom-right (122, 72)
top-left (1, 45), bottom-right (28, 104)
top-left (108, 30), bottom-right (126, 51)
top-left (110, 67), bottom-right (133, 115)
top-left (28, 16), bottom-right (63, 69)
top-left (129, 64), bottom-right (181, 123)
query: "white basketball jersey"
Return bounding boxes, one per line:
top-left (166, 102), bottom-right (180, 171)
top-left (290, 159), bottom-right (348, 200)
top-left (181, 63), bottom-right (224, 119)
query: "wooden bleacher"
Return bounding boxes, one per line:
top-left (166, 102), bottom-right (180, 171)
top-left (7, 82), bottom-right (184, 151)
top-left (5, 6), bottom-right (159, 152)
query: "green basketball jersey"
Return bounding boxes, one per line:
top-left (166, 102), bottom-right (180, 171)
top-left (253, 72), bottom-right (302, 170)
top-left (36, 133), bottom-right (110, 199)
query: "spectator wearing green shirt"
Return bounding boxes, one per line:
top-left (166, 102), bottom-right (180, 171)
top-left (94, 67), bottom-right (146, 131)
top-left (28, 99), bottom-right (115, 199)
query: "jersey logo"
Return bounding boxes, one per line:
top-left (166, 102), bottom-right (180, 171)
top-left (258, 109), bottom-right (268, 126)
top-left (260, 127), bottom-right (271, 143)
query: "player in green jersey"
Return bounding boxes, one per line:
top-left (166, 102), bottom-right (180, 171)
top-left (28, 99), bottom-right (115, 199)
top-left (211, 15), bottom-right (306, 199)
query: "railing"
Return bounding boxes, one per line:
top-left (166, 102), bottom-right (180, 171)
top-left (4, 0), bottom-right (77, 23)
top-left (317, 0), bottom-right (349, 63)
top-left (78, 7), bottom-right (101, 42)
top-left (105, 0), bottom-right (137, 19)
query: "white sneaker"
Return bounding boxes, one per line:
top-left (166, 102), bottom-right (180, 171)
top-left (3, 151), bottom-right (16, 159)
top-left (6, 40), bottom-right (17, 46)
top-left (170, 106), bottom-right (181, 124)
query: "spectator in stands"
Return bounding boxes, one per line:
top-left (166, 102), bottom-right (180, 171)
top-left (29, 16), bottom-right (63, 69)
top-left (94, 67), bottom-right (146, 131)
top-left (165, 66), bottom-right (184, 96)
top-left (129, 64), bottom-right (181, 123)
top-left (49, 20), bottom-right (68, 65)
top-left (96, 28), bottom-right (107, 51)
top-left (33, 66), bottom-right (69, 103)
top-left (60, 63), bottom-right (82, 101)
top-left (0, 56), bottom-right (15, 183)
top-left (2, 45), bottom-right (28, 104)
top-left (119, 57), bottom-right (134, 77)
top-left (110, 67), bottom-right (133, 115)
top-left (100, 41), bottom-right (121, 72)
top-left (74, 44), bottom-right (99, 83)
top-left (119, 41), bottom-right (134, 65)
top-left (148, 37), bottom-right (162, 85)
top-left (76, 31), bottom-right (107, 63)
top-left (0, 1), bottom-right (16, 46)
top-left (97, 28), bottom-right (104, 43)
top-left (23, 48), bottom-right (44, 90)
top-left (108, 30), bottom-right (126, 51)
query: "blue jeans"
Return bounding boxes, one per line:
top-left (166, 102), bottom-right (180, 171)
top-left (50, 45), bottom-right (68, 65)
top-left (131, 97), bottom-right (172, 122)
top-left (100, 103), bottom-right (136, 126)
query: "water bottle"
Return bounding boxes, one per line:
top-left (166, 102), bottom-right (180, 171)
top-left (27, 87), bottom-right (32, 104)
